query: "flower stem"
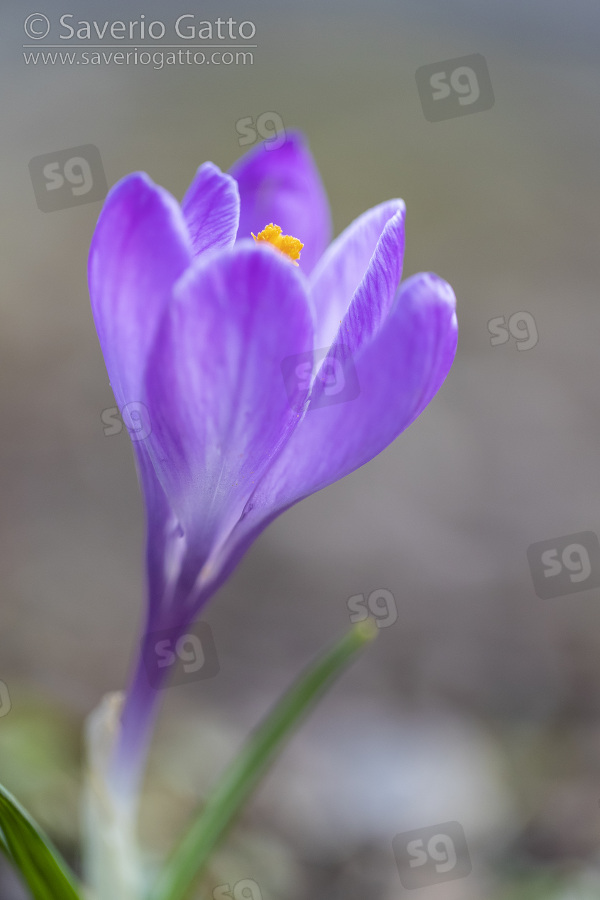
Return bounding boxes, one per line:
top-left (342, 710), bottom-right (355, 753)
top-left (82, 693), bottom-right (145, 900)
top-left (106, 646), bottom-right (167, 809)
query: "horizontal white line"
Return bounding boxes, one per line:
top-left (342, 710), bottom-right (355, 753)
top-left (23, 44), bottom-right (257, 48)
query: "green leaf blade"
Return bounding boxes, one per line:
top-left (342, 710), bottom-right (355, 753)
top-left (0, 783), bottom-right (83, 900)
top-left (151, 620), bottom-right (378, 900)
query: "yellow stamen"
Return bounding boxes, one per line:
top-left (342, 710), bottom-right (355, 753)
top-left (251, 223), bottom-right (303, 266)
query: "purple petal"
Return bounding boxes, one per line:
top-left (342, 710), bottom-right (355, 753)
top-left (89, 172), bottom-right (195, 638)
top-left (142, 241), bottom-right (314, 588)
top-left (197, 273), bottom-right (457, 602)
top-left (182, 162), bottom-right (240, 258)
top-left (310, 200), bottom-right (405, 352)
top-left (270, 272), bottom-right (457, 503)
top-left (88, 172), bottom-right (192, 409)
top-left (134, 451), bottom-right (180, 621)
top-left (229, 132), bottom-right (331, 275)
top-left (238, 271), bottom-right (457, 521)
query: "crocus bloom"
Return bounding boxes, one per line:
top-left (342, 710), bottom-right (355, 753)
top-left (88, 132), bottom-right (457, 797)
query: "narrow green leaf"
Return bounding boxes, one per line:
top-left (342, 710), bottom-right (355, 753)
top-left (0, 783), bottom-right (83, 900)
top-left (0, 824), bottom-right (11, 859)
top-left (151, 620), bottom-right (378, 900)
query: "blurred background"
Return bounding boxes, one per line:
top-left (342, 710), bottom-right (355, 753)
top-left (2, 0), bottom-right (600, 896)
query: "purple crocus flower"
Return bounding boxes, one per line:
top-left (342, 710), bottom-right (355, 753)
top-left (88, 133), bottom-right (457, 799)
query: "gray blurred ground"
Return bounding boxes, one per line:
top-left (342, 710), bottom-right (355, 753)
top-left (1, 0), bottom-right (600, 897)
